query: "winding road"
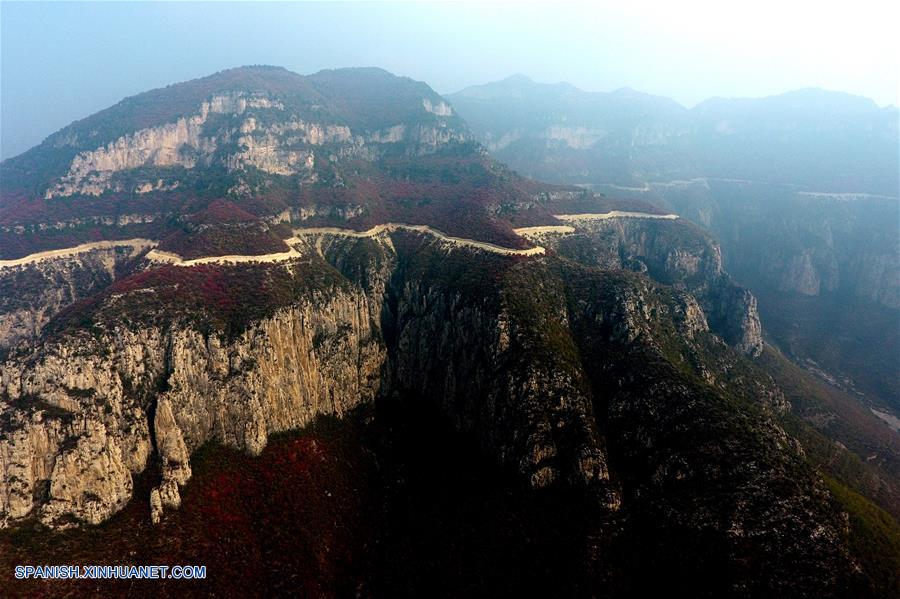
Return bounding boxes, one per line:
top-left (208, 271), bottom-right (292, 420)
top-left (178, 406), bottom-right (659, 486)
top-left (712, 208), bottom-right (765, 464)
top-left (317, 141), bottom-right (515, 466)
top-left (0, 211), bottom-right (678, 269)
top-left (0, 239), bottom-right (156, 269)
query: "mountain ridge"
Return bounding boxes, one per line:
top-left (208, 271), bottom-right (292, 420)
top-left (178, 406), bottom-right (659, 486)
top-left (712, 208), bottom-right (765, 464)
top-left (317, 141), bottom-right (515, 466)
top-left (450, 75), bottom-right (894, 111)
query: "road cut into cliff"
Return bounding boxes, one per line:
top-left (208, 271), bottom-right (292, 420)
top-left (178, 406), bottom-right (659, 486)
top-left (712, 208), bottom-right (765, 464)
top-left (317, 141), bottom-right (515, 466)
top-left (1, 211), bottom-right (679, 269)
top-left (0, 239), bottom-right (157, 269)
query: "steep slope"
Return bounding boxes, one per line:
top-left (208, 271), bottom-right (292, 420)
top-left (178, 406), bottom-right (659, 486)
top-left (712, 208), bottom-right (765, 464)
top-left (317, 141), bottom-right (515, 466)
top-left (0, 65), bottom-right (669, 356)
top-left (448, 74), bottom-right (694, 187)
top-left (2, 66), bottom-right (467, 195)
top-left (0, 65), bottom-right (487, 259)
top-left (588, 178), bottom-right (900, 413)
top-left (0, 215), bottom-right (764, 524)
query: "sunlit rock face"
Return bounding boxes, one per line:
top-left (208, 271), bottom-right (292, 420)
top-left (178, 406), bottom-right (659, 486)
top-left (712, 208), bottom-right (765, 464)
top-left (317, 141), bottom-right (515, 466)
top-left (0, 285), bottom-right (384, 528)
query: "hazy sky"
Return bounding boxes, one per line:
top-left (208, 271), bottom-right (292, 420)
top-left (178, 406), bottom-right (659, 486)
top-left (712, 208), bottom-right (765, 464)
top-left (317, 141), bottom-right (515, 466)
top-left (2, 1), bottom-right (898, 160)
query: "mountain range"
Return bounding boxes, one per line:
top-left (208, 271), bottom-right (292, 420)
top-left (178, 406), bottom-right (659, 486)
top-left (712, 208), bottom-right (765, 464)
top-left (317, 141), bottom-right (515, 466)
top-left (447, 74), bottom-right (899, 195)
top-left (0, 66), bottom-right (898, 597)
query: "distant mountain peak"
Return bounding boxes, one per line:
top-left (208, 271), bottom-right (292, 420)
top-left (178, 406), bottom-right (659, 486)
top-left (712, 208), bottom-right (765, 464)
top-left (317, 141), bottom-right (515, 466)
top-left (451, 74), bottom-right (583, 101)
top-left (309, 65), bottom-right (398, 79)
top-left (609, 86), bottom-right (639, 96)
top-left (502, 73), bottom-right (536, 84)
top-left (224, 64), bottom-right (292, 73)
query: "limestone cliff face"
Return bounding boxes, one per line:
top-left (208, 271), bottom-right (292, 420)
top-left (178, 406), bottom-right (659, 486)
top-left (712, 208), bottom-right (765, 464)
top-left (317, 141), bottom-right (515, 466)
top-left (422, 98), bottom-right (453, 116)
top-left (748, 216), bottom-right (897, 309)
top-left (541, 126), bottom-right (608, 150)
top-left (762, 249), bottom-right (839, 297)
top-left (45, 95), bottom-right (230, 198)
top-left (0, 288), bottom-right (383, 528)
top-left (1, 213), bottom-right (160, 239)
top-left (0, 327), bottom-right (159, 527)
top-left (847, 250), bottom-right (900, 308)
top-left (382, 278), bottom-right (617, 502)
top-left (654, 180), bottom-right (900, 310)
top-left (0, 230), bottom-right (861, 594)
top-left (315, 233), bottom-right (619, 503)
top-left (702, 280), bottom-right (764, 357)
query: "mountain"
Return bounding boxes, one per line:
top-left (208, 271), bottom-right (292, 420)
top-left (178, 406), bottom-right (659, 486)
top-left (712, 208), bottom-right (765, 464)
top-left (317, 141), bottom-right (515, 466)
top-left (448, 74), bottom-right (694, 187)
top-left (448, 76), bottom-right (900, 195)
top-left (690, 89), bottom-right (900, 194)
top-left (1, 66), bottom-right (898, 597)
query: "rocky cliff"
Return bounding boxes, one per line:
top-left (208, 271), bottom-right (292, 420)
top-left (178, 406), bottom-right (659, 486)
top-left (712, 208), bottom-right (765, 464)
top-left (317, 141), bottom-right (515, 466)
top-left (519, 216), bottom-right (763, 356)
top-left (447, 76), bottom-right (899, 196)
top-left (579, 178), bottom-right (900, 415)
top-left (0, 216), bottom-right (879, 596)
top-left (643, 180), bottom-right (900, 310)
top-left (43, 87), bottom-right (468, 199)
top-left (0, 223), bottom-right (779, 525)
top-left (1, 282), bottom-right (383, 527)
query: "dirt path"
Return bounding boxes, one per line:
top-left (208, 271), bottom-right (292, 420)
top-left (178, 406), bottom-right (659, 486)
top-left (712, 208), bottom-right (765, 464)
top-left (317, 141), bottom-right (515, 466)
top-left (145, 246), bottom-right (303, 267)
top-left (513, 225), bottom-right (576, 236)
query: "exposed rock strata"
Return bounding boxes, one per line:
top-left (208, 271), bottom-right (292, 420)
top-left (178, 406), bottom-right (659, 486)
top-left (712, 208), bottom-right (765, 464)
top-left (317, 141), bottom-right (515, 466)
top-left (0, 225), bottom-right (859, 594)
top-left (0, 220), bottom-right (766, 527)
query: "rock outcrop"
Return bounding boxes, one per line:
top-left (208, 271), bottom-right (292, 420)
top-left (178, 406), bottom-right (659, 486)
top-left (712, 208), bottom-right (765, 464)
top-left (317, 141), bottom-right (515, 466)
top-left (41, 81), bottom-right (471, 199)
top-left (0, 285), bottom-right (383, 527)
top-left (0, 65), bottom-right (873, 596)
top-left (647, 179), bottom-right (900, 310)
top-left (45, 96), bottom-right (225, 198)
top-left (0, 219), bottom-right (863, 596)
top-left (524, 216), bottom-right (764, 356)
